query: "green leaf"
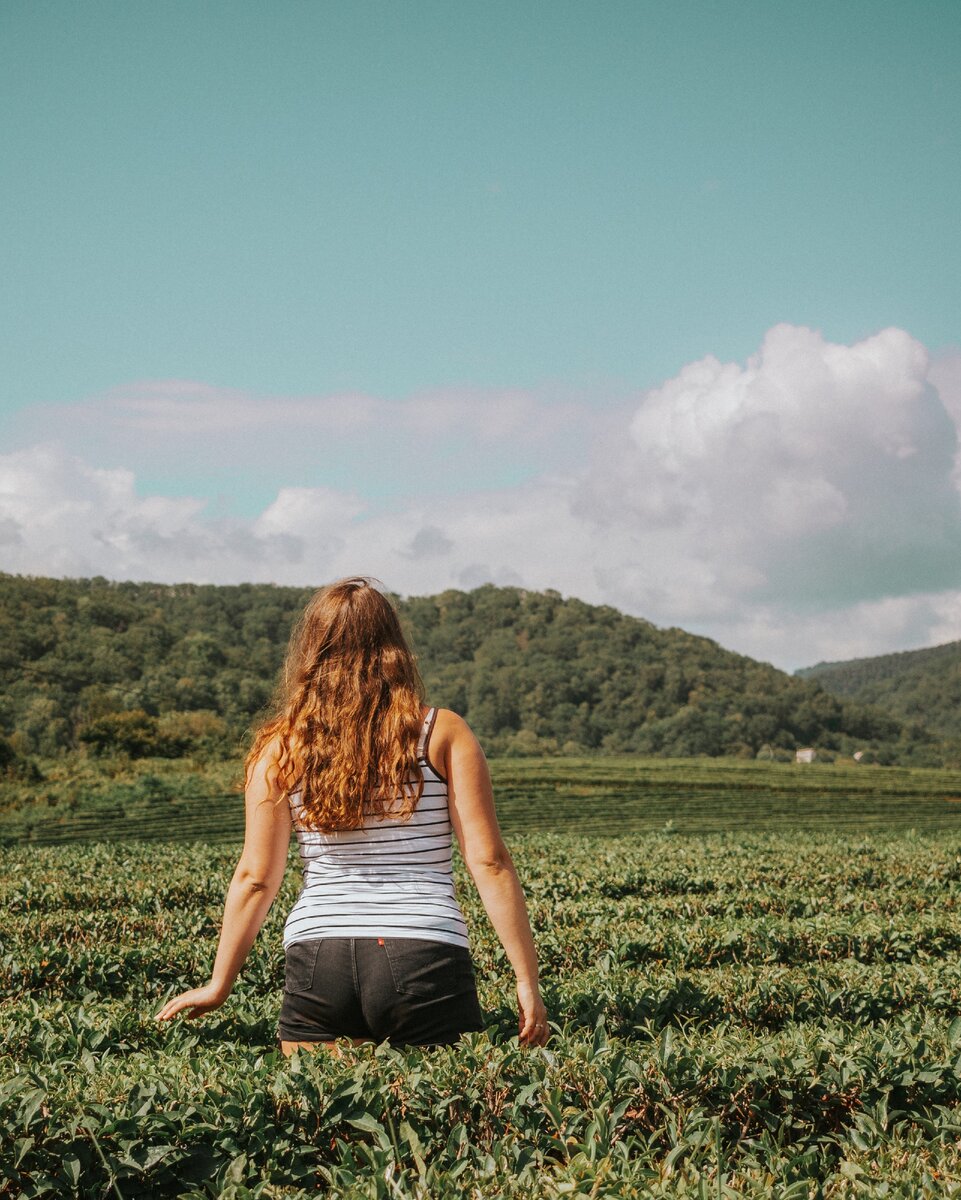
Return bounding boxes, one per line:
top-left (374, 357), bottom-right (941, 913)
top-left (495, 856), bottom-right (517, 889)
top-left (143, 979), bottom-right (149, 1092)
top-left (345, 1113), bottom-right (388, 1136)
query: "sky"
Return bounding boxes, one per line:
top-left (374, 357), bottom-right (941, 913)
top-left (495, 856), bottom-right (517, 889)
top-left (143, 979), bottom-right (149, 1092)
top-left (1, 0), bottom-right (960, 671)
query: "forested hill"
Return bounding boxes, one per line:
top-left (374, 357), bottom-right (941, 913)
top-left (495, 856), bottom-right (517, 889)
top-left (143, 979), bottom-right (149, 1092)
top-left (798, 640), bottom-right (961, 741)
top-left (0, 573), bottom-right (930, 764)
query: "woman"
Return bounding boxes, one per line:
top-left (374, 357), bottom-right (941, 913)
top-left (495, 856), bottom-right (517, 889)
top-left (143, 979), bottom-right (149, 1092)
top-left (156, 577), bottom-right (548, 1051)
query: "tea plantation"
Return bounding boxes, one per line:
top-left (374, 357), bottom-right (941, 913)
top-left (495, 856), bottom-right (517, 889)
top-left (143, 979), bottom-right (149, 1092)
top-left (9, 757), bottom-right (961, 846)
top-left (4, 775), bottom-right (961, 1196)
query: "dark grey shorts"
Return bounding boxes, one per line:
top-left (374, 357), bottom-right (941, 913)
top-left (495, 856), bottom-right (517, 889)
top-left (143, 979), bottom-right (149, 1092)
top-left (278, 936), bottom-right (486, 1047)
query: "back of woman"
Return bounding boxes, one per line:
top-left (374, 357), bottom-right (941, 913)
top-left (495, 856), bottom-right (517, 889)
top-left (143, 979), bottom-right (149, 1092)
top-left (156, 577), bottom-right (547, 1052)
top-left (285, 706), bottom-right (467, 947)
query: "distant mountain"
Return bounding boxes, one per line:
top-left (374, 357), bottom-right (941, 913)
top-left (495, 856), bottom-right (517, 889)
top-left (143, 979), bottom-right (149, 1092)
top-left (797, 640), bottom-right (961, 742)
top-left (0, 573), bottom-right (932, 764)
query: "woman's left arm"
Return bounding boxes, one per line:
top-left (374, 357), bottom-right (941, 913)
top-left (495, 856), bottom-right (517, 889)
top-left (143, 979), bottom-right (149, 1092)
top-left (155, 743), bottom-right (292, 1021)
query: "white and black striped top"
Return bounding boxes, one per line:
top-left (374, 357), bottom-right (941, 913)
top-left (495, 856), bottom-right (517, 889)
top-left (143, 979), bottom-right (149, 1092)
top-left (283, 708), bottom-right (470, 950)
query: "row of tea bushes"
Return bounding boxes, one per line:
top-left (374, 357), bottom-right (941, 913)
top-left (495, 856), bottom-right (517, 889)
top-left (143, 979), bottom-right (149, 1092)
top-left (3, 830), bottom-right (961, 1196)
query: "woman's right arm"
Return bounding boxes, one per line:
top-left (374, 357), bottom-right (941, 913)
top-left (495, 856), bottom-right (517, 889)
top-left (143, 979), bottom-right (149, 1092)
top-left (437, 710), bottom-right (548, 1047)
top-left (155, 738), bottom-right (291, 1022)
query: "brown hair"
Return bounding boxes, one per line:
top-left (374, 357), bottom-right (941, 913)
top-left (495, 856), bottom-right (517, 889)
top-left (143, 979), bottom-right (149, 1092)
top-left (245, 577), bottom-right (425, 829)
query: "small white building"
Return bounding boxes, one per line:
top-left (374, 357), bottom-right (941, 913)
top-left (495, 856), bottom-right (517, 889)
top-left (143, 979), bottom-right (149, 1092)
top-left (796, 748), bottom-right (816, 764)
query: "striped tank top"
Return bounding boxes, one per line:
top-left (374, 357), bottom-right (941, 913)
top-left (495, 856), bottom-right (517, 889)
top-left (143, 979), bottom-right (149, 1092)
top-left (282, 708), bottom-right (470, 950)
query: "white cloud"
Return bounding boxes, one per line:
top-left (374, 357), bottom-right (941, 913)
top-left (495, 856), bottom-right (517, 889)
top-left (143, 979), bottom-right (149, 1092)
top-left (4, 325), bottom-right (961, 670)
top-left (5, 380), bottom-right (594, 502)
top-left (402, 526), bottom-right (454, 560)
top-left (254, 486), bottom-right (365, 541)
top-left (582, 324), bottom-right (961, 614)
top-left (929, 348), bottom-right (961, 490)
top-left (0, 445), bottom-right (307, 582)
top-left (86, 379), bottom-right (381, 435)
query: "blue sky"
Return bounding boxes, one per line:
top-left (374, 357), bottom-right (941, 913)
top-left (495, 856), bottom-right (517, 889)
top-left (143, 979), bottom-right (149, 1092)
top-left (2, 1), bottom-right (960, 668)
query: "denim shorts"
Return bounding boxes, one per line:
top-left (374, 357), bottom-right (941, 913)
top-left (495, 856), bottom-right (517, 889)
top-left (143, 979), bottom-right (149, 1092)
top-left (278, 936), bottom-right (486, 1047)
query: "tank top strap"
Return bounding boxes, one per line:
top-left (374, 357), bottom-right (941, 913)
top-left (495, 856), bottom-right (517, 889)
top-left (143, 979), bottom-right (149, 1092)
top-left (416, 706), bottom-right (438, 762)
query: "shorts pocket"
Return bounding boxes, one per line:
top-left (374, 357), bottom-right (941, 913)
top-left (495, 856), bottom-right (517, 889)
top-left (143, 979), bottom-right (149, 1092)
top-left (284, 939), bottom-right (321, 994)
top-left (382, 938), bottom-right (476, 998)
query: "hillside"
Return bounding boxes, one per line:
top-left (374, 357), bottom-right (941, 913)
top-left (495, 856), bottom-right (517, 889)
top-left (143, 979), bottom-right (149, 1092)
top-left (0, 573), bottom-right (928, 765)
top-left (798, 640), bottom-right (961, 741)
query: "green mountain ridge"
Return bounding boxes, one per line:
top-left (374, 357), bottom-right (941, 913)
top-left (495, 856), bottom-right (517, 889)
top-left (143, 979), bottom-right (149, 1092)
top-left (797, 639), bottom-right (961, 742)
top-left (0, 572), bottom-right (940, 767)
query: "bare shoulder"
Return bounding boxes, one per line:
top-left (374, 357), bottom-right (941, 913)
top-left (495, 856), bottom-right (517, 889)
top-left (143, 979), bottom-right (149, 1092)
top-left (245, 733), bottom-right (287, 795)
top-left (431, 707), bottom-right (472, 739)
top-left (428, 708), bottom-right (490, 786)
top-left (430, 708), bottom-right (481, 757)
top-left (430, 710), bottom-right (500, 855)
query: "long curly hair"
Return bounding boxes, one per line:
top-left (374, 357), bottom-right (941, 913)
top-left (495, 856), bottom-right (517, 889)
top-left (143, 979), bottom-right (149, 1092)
top-left (245, 577), bottom-right (426, 829)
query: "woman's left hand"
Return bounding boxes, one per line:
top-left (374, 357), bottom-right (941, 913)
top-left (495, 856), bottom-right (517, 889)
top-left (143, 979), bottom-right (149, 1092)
top-left (155, 982), bottom-right (228, 1022)
top-left (517, 979), bottom-right (549, 1047)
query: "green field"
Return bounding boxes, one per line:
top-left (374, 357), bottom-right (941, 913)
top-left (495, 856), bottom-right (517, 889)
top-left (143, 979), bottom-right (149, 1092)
top-left (6, 757), bottom-right (961, 845)
top-left (5, 764), bottom-right (961, 1196)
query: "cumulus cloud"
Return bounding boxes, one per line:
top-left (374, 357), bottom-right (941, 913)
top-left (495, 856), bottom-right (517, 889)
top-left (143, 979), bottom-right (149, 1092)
top-left (4, 325), bottom-right (961, 670)
top-left (929, 348), bottom-right (961, 487)
top-left (580, 324), bottom-right (961, 617)
top-left (402, 526), bottom-right (454, 560)
top-left (0, 445), bottom-right (312, 582)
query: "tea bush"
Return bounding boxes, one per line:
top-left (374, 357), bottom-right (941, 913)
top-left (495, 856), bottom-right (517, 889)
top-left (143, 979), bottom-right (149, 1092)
top-left (3, 831), bottom-right (961, 1197)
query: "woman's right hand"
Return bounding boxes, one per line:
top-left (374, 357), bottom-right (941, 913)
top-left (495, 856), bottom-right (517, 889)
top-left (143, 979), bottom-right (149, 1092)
top-left (155, 982), bottom-right (228, 1022)
top-left (517, 979), bottom-right (548, 1046)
